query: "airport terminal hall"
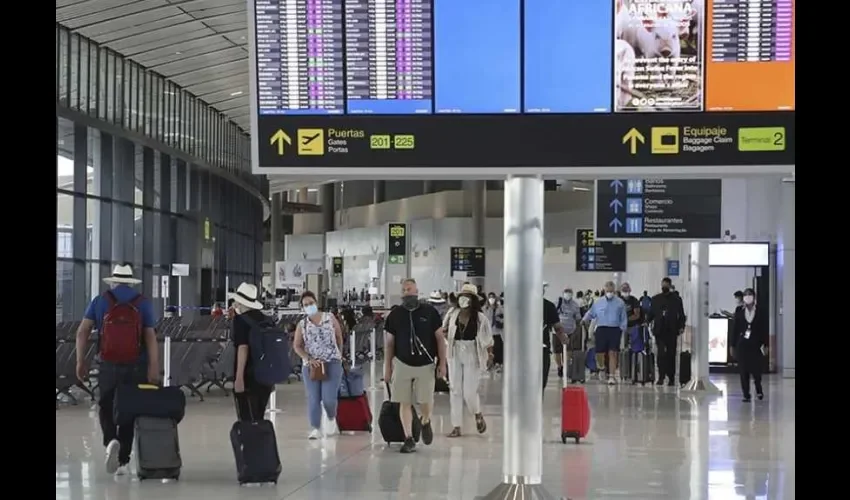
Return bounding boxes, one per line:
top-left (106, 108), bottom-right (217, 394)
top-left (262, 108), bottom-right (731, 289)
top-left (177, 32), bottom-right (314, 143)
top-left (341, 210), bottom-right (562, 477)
top-left (55, 0), bottom-right (795, 499)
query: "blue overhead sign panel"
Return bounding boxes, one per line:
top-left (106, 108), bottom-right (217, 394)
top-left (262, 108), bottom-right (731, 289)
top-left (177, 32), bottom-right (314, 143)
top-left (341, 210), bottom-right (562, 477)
top-left (594, 179), bottom-right (722, 241)
top-left (667, 259), bottom-right (680, 277)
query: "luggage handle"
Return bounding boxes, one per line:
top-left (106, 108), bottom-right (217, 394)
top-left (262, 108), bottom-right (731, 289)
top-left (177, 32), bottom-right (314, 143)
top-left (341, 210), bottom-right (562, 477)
top-left (562, 343), bottom-right (568, 389)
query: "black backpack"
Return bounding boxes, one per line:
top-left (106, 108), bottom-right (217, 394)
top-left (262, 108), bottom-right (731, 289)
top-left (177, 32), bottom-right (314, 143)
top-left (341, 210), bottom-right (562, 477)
top-left (243, 316), bottom-right (292, 386)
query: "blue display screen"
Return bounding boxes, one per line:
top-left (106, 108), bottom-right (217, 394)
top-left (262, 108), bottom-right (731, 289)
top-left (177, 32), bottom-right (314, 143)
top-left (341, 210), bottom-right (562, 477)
top-left (524, 0), bottom-right (613, 113)
top-left (433, 0), bottom-right (521, 114)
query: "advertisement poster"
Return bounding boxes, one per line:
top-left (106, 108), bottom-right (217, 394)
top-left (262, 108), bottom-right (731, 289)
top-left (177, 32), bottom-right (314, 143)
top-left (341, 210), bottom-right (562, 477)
top-left (275, 260), bottom-right (324, 288)
top-left (615, 0), bottom-right (704, 112)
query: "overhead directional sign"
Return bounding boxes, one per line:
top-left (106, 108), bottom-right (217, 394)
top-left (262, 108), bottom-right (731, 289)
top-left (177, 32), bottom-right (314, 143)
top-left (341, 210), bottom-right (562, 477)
top-left (575, 229), bottom-right (626, 273)
top-left (594, 179), bottom-right (723, 241)
top-left (270, 129), bottom-right (291, 156)
top-left (450, 247), bottom-right (486, 278)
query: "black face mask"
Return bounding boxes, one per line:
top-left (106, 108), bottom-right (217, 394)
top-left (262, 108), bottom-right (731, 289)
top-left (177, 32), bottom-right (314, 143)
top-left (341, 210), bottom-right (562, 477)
top-left (401, 295), bottom-right (420, 311)
top-left (661, 286), bottom-right (670, 293)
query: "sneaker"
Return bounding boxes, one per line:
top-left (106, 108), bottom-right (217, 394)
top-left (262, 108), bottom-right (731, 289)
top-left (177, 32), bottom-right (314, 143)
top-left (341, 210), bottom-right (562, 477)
top-left (742, 395), bottom-right (752, 403)
top-left (114, 464), bottom-right (130, 477)
top-left (757, 392), bottom-right (764, 401)
top-left (400, 437), bottom-right (417, 453)
top-left (557, 366), bottom-right (564, 378)
top-left (104, 439), bottom-right (120, 474)
top-left (308, 428), bottom-right (322, 440)
top-left (421, 419), bottom-right (433, 445)
top-left (324, 418), bottom-right (338, 437)
top-left (607, 376), bottom-right (616, 386)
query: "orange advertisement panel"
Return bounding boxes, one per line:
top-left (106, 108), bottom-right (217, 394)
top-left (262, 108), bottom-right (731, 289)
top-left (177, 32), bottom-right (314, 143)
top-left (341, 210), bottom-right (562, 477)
top-left (705, 0), bottom-right (794, 111)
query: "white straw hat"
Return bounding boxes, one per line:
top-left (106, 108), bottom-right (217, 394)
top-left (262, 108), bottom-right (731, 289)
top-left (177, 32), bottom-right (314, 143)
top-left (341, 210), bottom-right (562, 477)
top-left (232, 283), bottom-right (263, 310)
top-left (428, 291), bottom-right (446, 304)
top-left (459, 283), bottom-right (478, 295)
top-left (103, 264), bottom-right (142, 285)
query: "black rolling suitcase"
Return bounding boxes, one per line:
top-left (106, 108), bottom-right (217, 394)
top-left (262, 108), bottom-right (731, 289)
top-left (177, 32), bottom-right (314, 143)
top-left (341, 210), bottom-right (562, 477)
top-left (378, 382), bottom-right (421, 445)
top-left (135, 416), bottom-right (182, 480)
top-left (679, 350), bottom-right (692, 386)
top-left (229, 404), bottom-right (281, 484)
top-left (633, 326), bottom-right (655, 386)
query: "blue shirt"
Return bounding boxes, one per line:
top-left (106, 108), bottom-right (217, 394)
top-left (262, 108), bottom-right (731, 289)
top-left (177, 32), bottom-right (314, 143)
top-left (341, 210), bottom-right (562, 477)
top-left (583, 295), bottom-right (627, 331)
top-left (84, 285), bottom-right (157, 330)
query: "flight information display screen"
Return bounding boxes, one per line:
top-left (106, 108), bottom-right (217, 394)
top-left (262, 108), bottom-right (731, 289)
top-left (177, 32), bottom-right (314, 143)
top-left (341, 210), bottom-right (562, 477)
top-left (345, 0), bottom-right (433, 114)
top-left (253, 0), bottom-right (794, 115)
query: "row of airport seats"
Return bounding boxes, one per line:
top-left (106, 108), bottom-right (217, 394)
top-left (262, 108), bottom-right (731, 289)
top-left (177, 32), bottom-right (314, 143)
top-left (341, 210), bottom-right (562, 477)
top-left (55, 312), bottom-right (308, 407)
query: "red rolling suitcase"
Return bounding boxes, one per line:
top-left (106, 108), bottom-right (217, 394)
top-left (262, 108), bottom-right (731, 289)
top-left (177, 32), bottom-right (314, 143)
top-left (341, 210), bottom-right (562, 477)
top-left (561, 345), bottom-right (591, 444)
top-left (337, 393), bottom-right (373, 432)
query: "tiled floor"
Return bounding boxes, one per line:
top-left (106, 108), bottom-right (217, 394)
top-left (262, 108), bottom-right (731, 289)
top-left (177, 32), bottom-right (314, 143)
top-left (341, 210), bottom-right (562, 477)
top-left (56, 372), bottom-right (795, 500)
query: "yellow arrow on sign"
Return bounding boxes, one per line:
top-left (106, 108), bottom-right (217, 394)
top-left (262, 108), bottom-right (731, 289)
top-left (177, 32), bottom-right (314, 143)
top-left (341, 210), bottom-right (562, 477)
top-left (622, 128), bottom-right (645, 155)
top-left (270, 129), bottom-right (292, 156)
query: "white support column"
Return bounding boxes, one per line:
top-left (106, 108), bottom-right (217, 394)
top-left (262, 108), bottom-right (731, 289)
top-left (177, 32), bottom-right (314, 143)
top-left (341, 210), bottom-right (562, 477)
top-left (682, 242), bottom-right (722, 394)
top-left (777, 180), bottom-right (795, 378)
top-left (482, 176), bottom-right (555, 500)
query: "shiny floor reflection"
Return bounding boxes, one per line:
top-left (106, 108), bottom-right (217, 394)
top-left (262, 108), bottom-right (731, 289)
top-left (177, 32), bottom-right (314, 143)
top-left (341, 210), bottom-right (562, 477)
top-left (56, 373), bottom-right (794, 500)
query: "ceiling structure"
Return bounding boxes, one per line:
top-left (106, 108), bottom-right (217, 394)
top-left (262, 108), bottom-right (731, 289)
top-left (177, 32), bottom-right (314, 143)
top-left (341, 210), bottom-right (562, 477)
top-left (57, 0), bottom-right (252, 131)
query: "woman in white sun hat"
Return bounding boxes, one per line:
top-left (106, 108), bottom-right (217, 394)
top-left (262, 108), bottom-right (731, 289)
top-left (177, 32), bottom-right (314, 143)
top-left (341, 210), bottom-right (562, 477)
top-left (230, 282), bottom-right (273, 422)
top-left (443, 283), bottom-right (494, 437)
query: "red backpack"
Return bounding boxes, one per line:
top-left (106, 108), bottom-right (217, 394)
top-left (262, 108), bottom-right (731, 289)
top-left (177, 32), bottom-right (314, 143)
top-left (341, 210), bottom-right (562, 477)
top-left (99, 291), bottom-right (144, 363)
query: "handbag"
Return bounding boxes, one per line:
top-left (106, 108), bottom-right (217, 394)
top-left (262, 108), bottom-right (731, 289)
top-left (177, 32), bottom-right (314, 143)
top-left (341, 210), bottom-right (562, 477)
top-left (309, 361), bottom-right (327, 381)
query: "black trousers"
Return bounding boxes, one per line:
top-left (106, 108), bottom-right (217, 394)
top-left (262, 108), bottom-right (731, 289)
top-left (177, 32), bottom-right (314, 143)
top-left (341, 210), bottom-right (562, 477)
top-left (97, 362), bottom-right (146, 464)
top-left (234, 383), bottom-right (273, 422)
top-left (542, 348), bottom-right (551, 396)
top-left (738, 345), bottom-right (764, 397)
top-left (656, 336), bottom-right (677, 383)
top-left (492, 335), bottom-right (504, 365)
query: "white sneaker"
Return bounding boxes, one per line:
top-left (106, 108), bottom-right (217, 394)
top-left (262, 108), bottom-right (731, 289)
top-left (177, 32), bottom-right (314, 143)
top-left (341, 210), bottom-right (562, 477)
top-left (607, 376), bottom-right (616, 386)
top-left (114, 464), bottom-right (129, 477)
top-left (104, 439), bottom-right (120, 474)
top-left (308, 428), bottom-right (322, 440)
top-left (324, 418), bottom-right (339, 437)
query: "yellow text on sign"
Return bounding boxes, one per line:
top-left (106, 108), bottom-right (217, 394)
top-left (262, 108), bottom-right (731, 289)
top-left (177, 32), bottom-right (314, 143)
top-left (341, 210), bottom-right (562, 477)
top-left (389, 225), bottom-right (405, 238)
top-left (738, 127), bottom-right (786, 152)
top-left (370, 135), bottom-right (391, 149)
top-left (393, 135), bottom-right (415, 150)
top-left (297, 129), bottom-right (324, 155)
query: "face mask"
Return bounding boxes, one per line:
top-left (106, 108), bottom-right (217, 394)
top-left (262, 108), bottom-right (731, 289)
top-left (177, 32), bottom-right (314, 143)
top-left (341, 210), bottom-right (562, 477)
top-left (402, 295), bottom-right (420, 311)
top-left (605, 292), bottom-right (614, 299)
top-left (621, 292), bottom-right (630, 298)
top-left (564, 293), bottom-right (572, 300)
top-left (458, 296), bottom-right (471, 309)
top-left (743, 296), bottom-right (754, 305)
top-left (488, 297), bottom-right (496, 305)
top-left (303, 304), bottom-right (318, 316)
top-left (661, 286), bottom-right (670, 293)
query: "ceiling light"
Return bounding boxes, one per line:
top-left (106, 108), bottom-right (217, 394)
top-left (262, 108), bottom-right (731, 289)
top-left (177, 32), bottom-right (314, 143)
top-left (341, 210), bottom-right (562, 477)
top-left (230, 91), bottom-right (243, 96)
top-left (572, 186), bottom-right (590, 192)
top-left (175, 51), bottom-right (182, 55)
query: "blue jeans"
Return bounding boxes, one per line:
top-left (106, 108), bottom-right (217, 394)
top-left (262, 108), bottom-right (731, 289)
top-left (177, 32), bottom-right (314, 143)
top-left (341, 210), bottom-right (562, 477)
top-left (302, 360), bottom-right (344, 429)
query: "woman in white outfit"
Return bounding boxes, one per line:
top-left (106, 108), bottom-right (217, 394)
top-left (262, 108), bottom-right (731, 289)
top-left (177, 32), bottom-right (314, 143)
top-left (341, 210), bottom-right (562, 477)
top-left (443, 284), bottom-right (494, 437)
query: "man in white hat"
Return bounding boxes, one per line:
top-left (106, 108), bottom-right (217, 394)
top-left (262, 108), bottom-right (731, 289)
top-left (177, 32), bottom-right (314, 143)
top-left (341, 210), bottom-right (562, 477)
top-left (75, 263), bottom-right (159, 477)
top-left (427, 290), bottom-right (448, 318)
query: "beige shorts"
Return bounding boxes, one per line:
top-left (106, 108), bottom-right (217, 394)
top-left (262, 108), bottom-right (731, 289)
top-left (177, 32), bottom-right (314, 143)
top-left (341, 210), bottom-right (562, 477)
top-left (391, 358), bottom-right (435, 405)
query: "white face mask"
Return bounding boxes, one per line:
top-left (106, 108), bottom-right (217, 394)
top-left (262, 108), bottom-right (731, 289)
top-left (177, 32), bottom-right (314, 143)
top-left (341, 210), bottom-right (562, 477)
top-left (488, 297), bottom-right (496, 305)
top-left (605, 292), bottom-right (615, 299)
top-left (621, 292), bottom-right (630, 298)
top-left (743, 296), bottom-right (754, 305)
top-left (303, 304), bottom-right (318, 316)
top-left (458, 296), bottom-right (471, 309)
top-left (563, 293), bottom-right (572, 300)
